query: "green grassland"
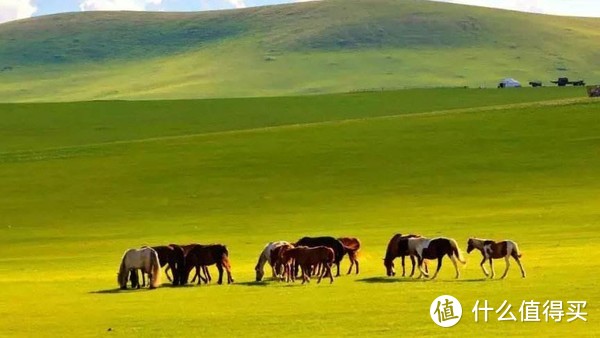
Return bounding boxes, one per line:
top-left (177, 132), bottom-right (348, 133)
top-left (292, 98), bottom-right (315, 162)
top-left (0, 87), bottom-right (598, 336)
top-left (1, 0), bottom-right (599, 102)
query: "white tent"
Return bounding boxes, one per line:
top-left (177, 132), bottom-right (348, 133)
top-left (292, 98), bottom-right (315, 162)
top-left (498, 78), bottom-right (522, 88)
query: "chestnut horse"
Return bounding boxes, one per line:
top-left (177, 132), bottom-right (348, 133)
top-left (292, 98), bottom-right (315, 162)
top-left (467, 238), bottom-right (525, 279)
top-left (408, 237), bottom-right (466, 279)
top-left (270, 243), bottom-right (294, 279)
top-left (383, 234), bottom-right (422, 277)
top-left (294, 236), bottom-right (345, 277)
top-left (117, 247), bottom-right (161, 289)
top-left (338, 237), bottom-right (361, 275)
top-left (152, 244), bottom-right (185, 286)
top-left (255, 241), bottom-right (290, 281)
top-left (282, 246), bottom-right (335, 284)
top-left (183, 244), bottom-right (234, 285)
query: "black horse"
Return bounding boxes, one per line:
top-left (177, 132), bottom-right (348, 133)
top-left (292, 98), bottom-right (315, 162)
top-left (294, 236), bottom-right (345, 277)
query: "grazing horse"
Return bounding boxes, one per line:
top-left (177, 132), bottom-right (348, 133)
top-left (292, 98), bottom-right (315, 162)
top-left (467, 238), bottom-right (526, 279)
top-left (181, 244), bottom-right (212, 284)
top-left (282, 246), bottom-right (335, 284)
top-left (270, 243), bottom-right (295, 279)
top-left (255, 241), bottom-right (290, 281)
top-left (117, 247), bottom-right (161, 289)
top-left (338, 237), bottom-right (361, 275)
top-left (383, 234), bottom-right (422, 277)
top-left (294, 236), bottom-right (345, 277)
top-left (152, 245), bottom-right (185, 286)
top-left (408, 237), bottom-right (466, 279)
top-left (184, 244), bottom-right (234, 285)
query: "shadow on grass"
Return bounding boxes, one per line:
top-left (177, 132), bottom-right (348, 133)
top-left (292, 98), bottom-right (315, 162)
top-left (235, 281), bottom-right (270, 287)
top-left (90, 283), bottom-right (195, 294)
top-left (356, 277), bottom-right (491, 284)
top-left (90, 287), bottom-right (154, 294)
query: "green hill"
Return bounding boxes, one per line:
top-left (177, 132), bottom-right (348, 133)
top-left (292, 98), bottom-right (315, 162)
top-left (0, 0), bottom-right (599, 102)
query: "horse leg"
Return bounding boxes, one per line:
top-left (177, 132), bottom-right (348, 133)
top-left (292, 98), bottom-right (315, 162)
top-left (416, 256), bottom-right (427, 278)
top-left (355, 257), bottom-right (359, 274)
top-left (450, 255), bottom-right (459, 279)
top-left (205, 266), bottom-right (211, 283)
top-left (410, 256), bottom-right (417, 277)
top-left (513, 254), bottom-right (526, 278)
top-left (165, 265), bottom-right (173, 282)
top-left (217, 263), bottom-right (224, 285)
top-left (329, 263), bottom-right (334, 283)
top-left (500, 256), bottom-right (511, 279)
top-left (317, 263), bottom-right (325, 284)
top-left (347, 257), bottom-right (353, 275)
top-left (489, 258), bottom-right (495, 279)
top-left (402, 256), bottom-right (406, 277)
top-left (480, 256), bottom-right (489, 277)
top-left (430, 257), bottom-right (443, 280)
top-left (225, 263), bottom-right (234, 284)
top-left (141, 270), bottom-right (146, 287)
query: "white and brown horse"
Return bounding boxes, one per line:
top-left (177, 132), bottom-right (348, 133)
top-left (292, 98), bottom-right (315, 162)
top-left (408, 237), bottom-right (466, 279)
top-left (467, 238), bottom-right (525, 278)
top-left (255, 241), bottom-right (290, 281)
top-left (117, 247), bottom-right (161, 289)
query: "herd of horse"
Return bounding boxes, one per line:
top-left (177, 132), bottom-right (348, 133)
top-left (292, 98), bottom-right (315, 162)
top-left (117, 234), bottom-right (525, 290)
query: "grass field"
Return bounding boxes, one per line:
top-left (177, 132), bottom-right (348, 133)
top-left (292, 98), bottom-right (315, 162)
top-left (0, 87), bottom-right (598, 337)
top-left (1, 0), bottom-right (599, 102)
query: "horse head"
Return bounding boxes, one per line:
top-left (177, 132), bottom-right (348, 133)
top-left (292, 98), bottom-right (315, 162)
top-left (466, 238), bottom-right (475, 253)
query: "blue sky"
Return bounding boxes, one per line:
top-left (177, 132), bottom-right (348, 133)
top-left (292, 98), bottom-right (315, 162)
top-left (1, 0), bottom-right (599, 24)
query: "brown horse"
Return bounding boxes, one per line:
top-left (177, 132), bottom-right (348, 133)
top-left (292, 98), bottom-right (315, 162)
top-left (383, 234), bottom-right (422, 277)
top-left (338, 237), bottom-right (361, 275)
top-left (152, 245), bottom-right (185, 286)
top-left (282, 246), bottom-right (335, 284)
top-left (294, 237), bottom-right (345, 277)
top-left (181, 243), bottom-right (212, 284)
top-left (467, 238), bottom-right (525, 279)
top-left (408, 237), bottom-right (466, 279)
top-left (270, 243), bottom-right (294, 279)
top-left (183, 244), bottom-right (234, 285)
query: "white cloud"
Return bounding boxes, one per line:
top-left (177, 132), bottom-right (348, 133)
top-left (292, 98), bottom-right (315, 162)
top-left (226, 0), bottom-right (246, 8)
top-left (79, 0), bottom-right (162, 11)
top-left (0, 0), bottom-right (37, 24)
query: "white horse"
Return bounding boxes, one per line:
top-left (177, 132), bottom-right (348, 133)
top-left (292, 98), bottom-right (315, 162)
top-left (118, 247), bottom-right (161, 289)
top-left (408, 237), bottom-right (466, 279)
top-left (255, 241), bottom-right (290, 281)
top-left (466, 238), bottom-right (526, 278)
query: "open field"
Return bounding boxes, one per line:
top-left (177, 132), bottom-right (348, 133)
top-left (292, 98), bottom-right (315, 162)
top-left (1, 0), bottom-right (599, 102)
top-left (0, 87), bottom-right (598, 336)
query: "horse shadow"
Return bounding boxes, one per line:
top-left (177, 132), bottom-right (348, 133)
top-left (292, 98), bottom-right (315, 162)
top-left (89, 288), bottom-right (155, 294)
top-left (356, 277), bottom-right (490, 284)
top-left (236, 281), bottom-right (272, 287)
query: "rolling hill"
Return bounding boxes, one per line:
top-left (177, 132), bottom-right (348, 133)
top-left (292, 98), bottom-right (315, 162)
top-left (0, 0), bottom-right (599, 102)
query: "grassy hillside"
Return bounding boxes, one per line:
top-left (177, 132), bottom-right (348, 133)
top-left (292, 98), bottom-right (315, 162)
top-left (0, 0), bottom-right (599, 101)
top-left (0, 89), bottom-right (598, 336)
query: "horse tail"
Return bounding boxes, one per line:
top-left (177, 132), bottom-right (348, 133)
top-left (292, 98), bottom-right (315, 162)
top-left (220, 245), bottom-right (232, 269)
top-left (449, 238), bottom-right (466, 264)
top-left (512, 242), bottom-right (523, 258)
top-left (150, 250), bottom-right (161, 288)
top-left (117, 254), bottom-right (128, 288)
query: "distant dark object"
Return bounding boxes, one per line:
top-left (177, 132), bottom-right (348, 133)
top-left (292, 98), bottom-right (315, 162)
top-left (587, 85), bottom-right (600, 97)
top-left (498, 78), bottom-right (521, 88)
top-left (551, 77), bottom-right (585, 87)
top-left (529, 81), bottom-right (542, 87)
